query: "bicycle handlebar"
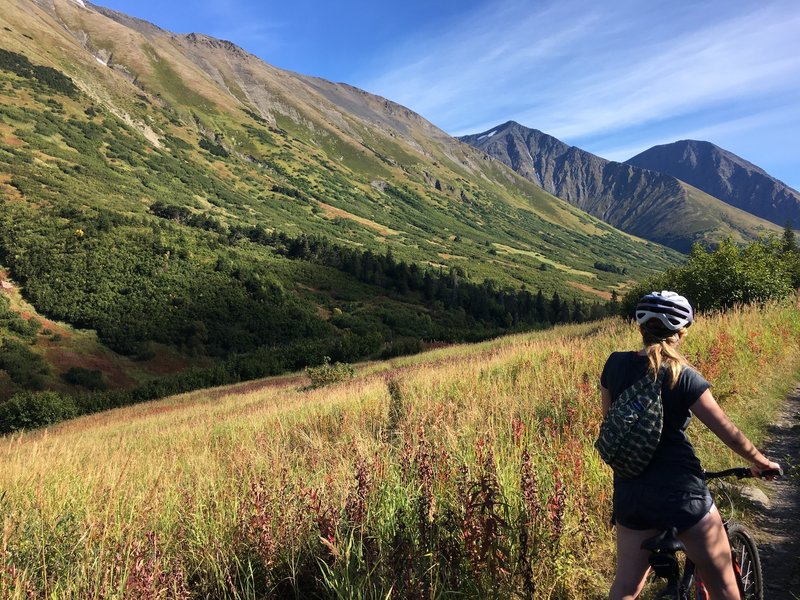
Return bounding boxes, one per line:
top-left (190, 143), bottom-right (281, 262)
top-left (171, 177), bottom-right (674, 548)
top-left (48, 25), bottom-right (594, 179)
top-left (704, 467), bottom-right (784, 480)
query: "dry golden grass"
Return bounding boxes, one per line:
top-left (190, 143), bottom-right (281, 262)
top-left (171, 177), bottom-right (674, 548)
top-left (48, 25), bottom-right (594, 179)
top-left (1, 302), bottom-right (799, 598)
top-left (316, 201), bottom-right (401, 236)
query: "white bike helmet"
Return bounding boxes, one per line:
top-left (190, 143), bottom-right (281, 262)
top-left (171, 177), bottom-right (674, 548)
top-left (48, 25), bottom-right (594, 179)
top-left (635, 291), bottom-right (694, 332)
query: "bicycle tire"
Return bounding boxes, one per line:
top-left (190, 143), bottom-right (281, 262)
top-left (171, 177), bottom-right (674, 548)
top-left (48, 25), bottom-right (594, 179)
top-left (694, 576), bottom-right (708, 600)
top-left (728, 523), bottom-right (763, 600)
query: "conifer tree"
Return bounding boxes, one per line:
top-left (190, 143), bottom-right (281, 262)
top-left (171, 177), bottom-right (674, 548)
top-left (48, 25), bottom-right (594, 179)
top-left (782, 220), bottom-right (798, 254)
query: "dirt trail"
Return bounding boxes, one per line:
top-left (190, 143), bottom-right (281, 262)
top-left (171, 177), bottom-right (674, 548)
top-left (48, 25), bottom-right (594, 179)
top-left (754, 384), bottom-right (800, 600)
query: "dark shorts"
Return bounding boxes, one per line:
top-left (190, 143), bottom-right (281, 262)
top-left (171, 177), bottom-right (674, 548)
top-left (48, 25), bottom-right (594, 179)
top-left (613, 483), bottom-right (713, 533)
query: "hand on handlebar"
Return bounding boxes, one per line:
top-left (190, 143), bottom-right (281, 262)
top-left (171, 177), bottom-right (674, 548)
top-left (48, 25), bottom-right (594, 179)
top-left (750, 460), bottom-right (782, 479)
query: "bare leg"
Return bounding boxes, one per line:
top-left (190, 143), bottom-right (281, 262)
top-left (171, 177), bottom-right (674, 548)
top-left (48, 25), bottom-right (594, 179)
top-left (609, 524), bottom-right (658, 600)
top-left (677, 506), bottom-right (740, 600)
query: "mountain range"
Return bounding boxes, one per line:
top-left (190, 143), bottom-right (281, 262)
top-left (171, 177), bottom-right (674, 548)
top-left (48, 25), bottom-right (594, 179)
top-left (627, 140), bottom-right (800, 227)
top-left (0, 0), bottom-right (794, 398)
top-left (460, 122), bottom-right (794, 252)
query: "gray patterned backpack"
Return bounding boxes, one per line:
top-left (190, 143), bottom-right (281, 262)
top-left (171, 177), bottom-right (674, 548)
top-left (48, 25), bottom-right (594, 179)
top-left (594, 365), bottom-right (667, 478)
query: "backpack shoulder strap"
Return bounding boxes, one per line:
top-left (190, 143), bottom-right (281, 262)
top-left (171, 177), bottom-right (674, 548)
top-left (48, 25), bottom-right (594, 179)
top-left (654, 364), bottom-right (668, 389)
top-left (615, 363), bottom-right (668, 403)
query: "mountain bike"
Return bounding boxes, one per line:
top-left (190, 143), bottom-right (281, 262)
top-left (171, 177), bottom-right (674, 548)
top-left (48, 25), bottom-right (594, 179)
top-left (641, 467), bottom-right (782, 600)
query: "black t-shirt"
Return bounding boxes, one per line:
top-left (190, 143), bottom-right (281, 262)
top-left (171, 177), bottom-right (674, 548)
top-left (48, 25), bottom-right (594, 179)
top-left (600, 351), bottom-right (711, 492)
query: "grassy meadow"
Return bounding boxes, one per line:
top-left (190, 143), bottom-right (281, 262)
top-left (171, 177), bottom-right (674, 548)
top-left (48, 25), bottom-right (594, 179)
top-left (1, 302), bottom-right (799, 599)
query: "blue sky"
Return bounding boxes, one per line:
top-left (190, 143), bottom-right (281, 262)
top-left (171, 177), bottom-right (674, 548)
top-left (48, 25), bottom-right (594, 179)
top-left (97, 0), bottom-right (800, 191)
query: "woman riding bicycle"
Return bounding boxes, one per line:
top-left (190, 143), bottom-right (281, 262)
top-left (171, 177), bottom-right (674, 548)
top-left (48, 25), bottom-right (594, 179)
top-left (601, 291), bottom-right (780, 600)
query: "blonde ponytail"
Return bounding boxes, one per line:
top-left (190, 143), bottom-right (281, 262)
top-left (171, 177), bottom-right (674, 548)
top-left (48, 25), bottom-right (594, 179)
top-left (642, 328), bottom-right (691, 388)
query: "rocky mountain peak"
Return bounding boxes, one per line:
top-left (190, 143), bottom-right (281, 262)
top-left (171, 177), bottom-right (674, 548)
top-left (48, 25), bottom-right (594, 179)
top-left (182, 33), bottom-right (252, 59)
top-left (461, 122), bottom-right (778, 251)
top-left (627, 140), bottom-right (800, 226)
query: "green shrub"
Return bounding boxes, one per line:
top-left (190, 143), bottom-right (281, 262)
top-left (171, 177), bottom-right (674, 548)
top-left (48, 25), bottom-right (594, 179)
top-left (622, 238), bottom-right (797, 316)
top-left (0, 296), bottom-right (40, 342)
top-left (0, 49), bottom-right (78, 97)
top-left (62, 366), bottom-right (106, 391)
top-left (0, 391), bottom-right (78, 433)
top-left (379, 336), bottom-right (423, 359)
top-left (0, 338), bottom-right (48, 389)
top-left (594, 261), bottom-right (627, 275)
top-left (198, 138), bottom-right (229, 157)
top-left (305, 356), bottom-right (355, 388)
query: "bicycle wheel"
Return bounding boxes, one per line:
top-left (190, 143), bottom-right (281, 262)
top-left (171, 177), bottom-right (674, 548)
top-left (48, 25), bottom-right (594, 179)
top-left (728, 523), bottom-right (763, 600)
top-left (694, 577), bottom-right (709, 600)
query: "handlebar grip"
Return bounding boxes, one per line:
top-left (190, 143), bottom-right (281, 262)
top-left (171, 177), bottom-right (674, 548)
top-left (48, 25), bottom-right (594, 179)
top-left (758, 467), bottom-right (784, 478)
top-left (704, 466), bottom-right (784, 480)
top-left (704, 467), bottom-right (751, 480)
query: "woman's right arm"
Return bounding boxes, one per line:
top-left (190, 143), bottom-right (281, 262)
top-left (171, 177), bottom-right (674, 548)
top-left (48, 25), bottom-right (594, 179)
top-left (691, 389), bottom-right (780, 475)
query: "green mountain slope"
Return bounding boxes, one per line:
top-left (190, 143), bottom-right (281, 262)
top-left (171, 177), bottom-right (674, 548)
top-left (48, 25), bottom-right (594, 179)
top-left (0, 0), bottom-right (682, 399)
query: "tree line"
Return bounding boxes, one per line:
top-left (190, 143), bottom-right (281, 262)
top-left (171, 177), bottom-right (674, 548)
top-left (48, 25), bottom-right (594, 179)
top-left (149, 200), bottom-right (614, 329)
top-left (621, 226), bottom-right (800, 315)
top-left (0, 48), bottom-right (78, 98)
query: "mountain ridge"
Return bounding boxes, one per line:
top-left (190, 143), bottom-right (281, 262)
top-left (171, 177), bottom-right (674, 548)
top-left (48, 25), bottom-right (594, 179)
top-left (626, 139), bottom-right (800, 227)
top-left (460, 121), bottom-right (780, 252)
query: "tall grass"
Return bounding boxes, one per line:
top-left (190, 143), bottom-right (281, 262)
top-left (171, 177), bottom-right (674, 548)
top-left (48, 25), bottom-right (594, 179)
top-left (1, 302), bottom-right (799, 598)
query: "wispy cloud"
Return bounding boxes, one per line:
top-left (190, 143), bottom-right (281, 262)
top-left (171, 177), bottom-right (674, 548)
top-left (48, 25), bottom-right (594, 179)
top-left (99, 0), bottom-right (800, 188)
top-left (596, 105), bottom-right (799, 164)
top-left (360, 0), bottom-right (800, 139)
top-left (535, 8), bottom-right (800, 139)
top-left (360, 0), bottom-right (600, 128)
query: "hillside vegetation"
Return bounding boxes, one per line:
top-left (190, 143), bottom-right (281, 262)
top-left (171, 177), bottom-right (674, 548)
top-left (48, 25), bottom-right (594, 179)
top-left (0, 3), bottom-right (681, 401)
top-left (621, 234), bottom-right (800, 314)
top-left (1, 301), bottom-right (798, 598)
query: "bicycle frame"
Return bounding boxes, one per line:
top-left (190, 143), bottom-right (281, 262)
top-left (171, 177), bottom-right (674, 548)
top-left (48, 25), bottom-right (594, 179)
top-left (642, 527), bottom-right (696, 599)
top-left (650, 522), bottom-right (748, 600)
top-left (642, 467), bottom-right (780, 600)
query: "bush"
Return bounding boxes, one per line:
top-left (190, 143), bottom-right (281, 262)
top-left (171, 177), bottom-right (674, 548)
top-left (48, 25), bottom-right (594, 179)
top-left (62, 366), bottom-right (106, 391)
top-left (594, 261), bottom-right (627, 275)
top-left (0, 338), bottom-right (48, 389)
top-left (622, 238), bottom-right (797, 317)
top-left (0, 296), bottom-right (40, 342)
top-left (379, 336), bottom-right (423, 359)
top-left (0, 49), bottom-right (78, 97)
top-left (198, 138), bottom-right (229, 157)
top-left (0, 391), bottom-right (78, 433)
top-left (305, 356), bottom-right (355, 388)
top-left (7, 315), bottom-right (41, 339)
